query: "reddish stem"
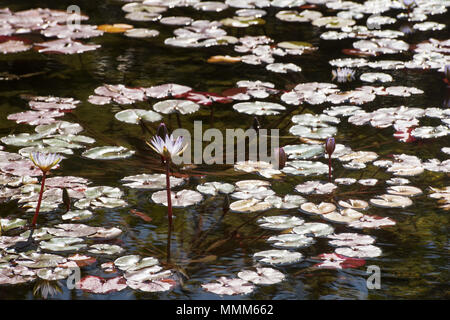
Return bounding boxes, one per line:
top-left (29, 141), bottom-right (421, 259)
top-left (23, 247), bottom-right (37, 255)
top-left (328, 155), bottom-right (332, 182)
top-left (31, 171), bottom-right (46, 228)
top-left (165, 159), bottom-right (173, 229)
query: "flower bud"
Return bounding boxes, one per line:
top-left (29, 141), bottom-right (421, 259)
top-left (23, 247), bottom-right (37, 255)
top-left (444, 65), bottom-right (450, 81)
top-left (156, 122), bottom-right (168, 139)
top-left (325, 137), bottom-right (336, 156)
top-left (273, 147), bottom-right (287, 170)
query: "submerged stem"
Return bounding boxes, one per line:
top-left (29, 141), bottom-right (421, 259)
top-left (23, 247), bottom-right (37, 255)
top-left (31, 171), bottom-right (47, 228)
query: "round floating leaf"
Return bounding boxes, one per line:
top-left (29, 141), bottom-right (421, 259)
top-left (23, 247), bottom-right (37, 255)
top-left (121, 173), bottom-right (184, 190)
top-left (300, 202), bottom-right (336, 215)
top-left (328, 233), bottom-right (375, 247)
top-left (257, 215), bottom-right (304, 230)
top-left (292, 222), bottom-right (334, 237)
top-left (82, 146), bottom-right (135, 160)
top-left (267, 234), bottom-right (314, 249)
top-left (196, 182), bottom-right (235, 195)
top-left (338, 199), bottom-right (369, 210)
top-left (37, 267), bottom-right (73, 281)
top-left (253, 249), bottom-right (303, 266)
top-left (0, 218), bottom-right (26, 232)
top-left (295, 181), bottom-right (337, 194)
top-left (283, 144), bottom-right (324, 160)
top-left (151, 190), bottom-right (203, 207)
top-left (370, 194), bottom-right (412, 208)
top-left (88, 244), bottom-right (124, 255)
top-left (229, 198), bottom-right (272, 212)
top-left (335, 245), bottom-right (382, 258)
top-left (237, 267), bottom-right (285, 285)
top-left (61, 210), bottom-right (93, 221)
top-left (115, 109), bottom-right (162, 124)
top-left (289, 125), bottom-right (337, 139)
top-left (263, 194), bottom-right (306, 209)
top-left (76, 275), bottom-right (128, 294)
top-left (387, 186), bottom-right (422, 197)
top-left (153, 99), bottom-right (200, 115)
top-left (322, 209), bottom-right (364, 224)
top-left (202, 277), bottom-right (254, 295)
top-left (348, 215), bottom-right (396, 229)
top-left (124, 28), bottom-right (160, 38)
top-left (16, 253), bottom-right (67, 269)
top-left (282, 160), bottom-right (329, 176)
top-left (233, 101), bottom-right (286, 115)
top-left (39, 237), bottom-right (86, 252)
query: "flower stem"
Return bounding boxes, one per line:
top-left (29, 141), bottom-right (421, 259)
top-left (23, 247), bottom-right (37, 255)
top-left (165, 158), bottom-right (173, 264)
top-left (328, 155), bottom-right (332, 182)
top-left (165, 159), bottom-right (173, 229)
top-left (31, 171), bottom-right (46, 228)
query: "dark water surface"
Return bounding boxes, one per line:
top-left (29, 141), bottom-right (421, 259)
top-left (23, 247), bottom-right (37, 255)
top-left (0, 0), bottom-right (449, 299)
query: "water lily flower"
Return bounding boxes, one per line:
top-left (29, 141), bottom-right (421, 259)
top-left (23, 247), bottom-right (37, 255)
top-left (332, 68), bottom-right (355, 83)
top-left (30, 151), bottom-right (61, 172)
top-left (324, 137), bottom-right (335, 181)
top-left (325, 137), bottom-right (335, 156)
top-left (147, 134), bottom-right (186, 161)
top-left (28, 152), bottom-right (62, 228)
top-left (443, 65), bottom-right (450, 84)
top-left (146, 124), bottom-right (187, 262)
top-left (273, 147), bottom-right (287, 169)
top-left (402, 0), bottom-right (416, 8)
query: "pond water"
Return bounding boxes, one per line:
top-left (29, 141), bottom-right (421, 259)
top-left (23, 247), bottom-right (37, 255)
top-left (0, 0), bottom-right (449, 300)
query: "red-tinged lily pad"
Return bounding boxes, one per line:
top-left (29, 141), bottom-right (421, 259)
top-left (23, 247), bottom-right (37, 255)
top-left (1, 159), bottom-right (43, 176)
top-left (342, 48), bottom-right (378, 57)
top-left (76, 275), bottom-right (127, 294)
top-left (394, 127), bottom-right (416, 143)
top-left (127, 278), bottom-right (176, 292)
top-left (182, 91), bottom-right (233, 105)
top-left (7, 110), bottom-right (64, 125)
top-left (67, 254), bottom-right (97, 267)
top-left (314, 253), bottom-right (366, 269)
top-left (0, 40), bottom-right (32, 54)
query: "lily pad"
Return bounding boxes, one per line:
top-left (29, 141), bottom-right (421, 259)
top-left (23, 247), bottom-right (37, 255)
top-left (233, 101), bottom-right (285, 115)
top-left (292, 222), bottom-right (334, 237)
top-left (153, 99), bottom-right (200, 115)
top-left (115, 109), bottom-right (162, 124)
top-left (151, 190), bottom-right (203, 207)
top-left (237, 267), bottom-right (285, 285)
top-left (82, 146), bottom-right (135, 160)
top-left (257, 215), bottom-right (304, 230)
top-left (253, 249), bottom-right (303, 266)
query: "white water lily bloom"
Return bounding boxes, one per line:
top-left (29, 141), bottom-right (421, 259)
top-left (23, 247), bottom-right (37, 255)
top-left (148, 134), bottom-right (187, 159)
top-left (332, 67), bottom-right (356, 82)
top-left (30, 152), bottom-right (61, 172)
